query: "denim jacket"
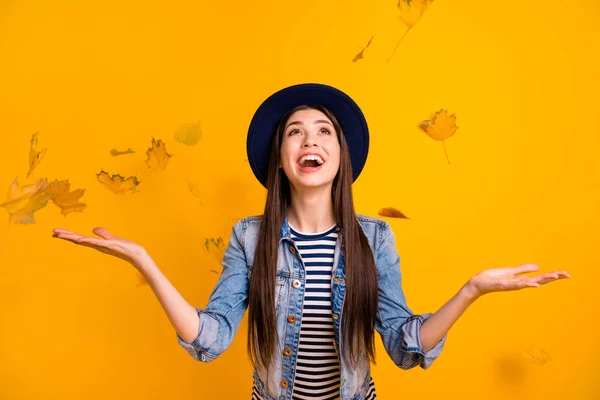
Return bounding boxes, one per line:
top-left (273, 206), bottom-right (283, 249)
top-left (177, 214), bottom-right (447, 400)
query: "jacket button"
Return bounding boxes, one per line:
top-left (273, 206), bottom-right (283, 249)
top-left (283, 348), bottom-right (293, 357)
top-left (290, 246), bottom-right (296, 254)
top-left (287, 315), bottom-right (296, 323)
top-left (292, 279), bottom-right (301, 289)
top-left (281, 379), bottom-right (289, 388)
top-left (332, 313), bottom-right (339, 320)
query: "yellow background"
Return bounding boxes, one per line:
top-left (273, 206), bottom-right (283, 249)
top-left (1, 0), bottom-right (599, 398)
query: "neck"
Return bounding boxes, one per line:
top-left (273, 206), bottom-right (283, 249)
top-left (287, 184), bottom-right (336, 233)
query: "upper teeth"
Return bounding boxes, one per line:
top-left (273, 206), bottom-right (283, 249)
top-left (300, 155), bottom-right (324, 165)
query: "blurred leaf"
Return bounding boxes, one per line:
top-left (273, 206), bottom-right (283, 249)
top-left (174, 121), bottom-right (202, 146)
top-left (420, 109), bottom-right (458, 164)
top-left (0, 177), bottom-right (51, 224)
top-left (204, 237), bottom-right (225, 264)
top-left (398, 0), bottom-right (433, 28)
top-left (378, 207), bottom-right (409, 219)
top-left (96, 170), bottom-right (141, 194)
top-left (46, 179), bottom-right (87, 216)
top-left (27, 132), bottom-right (47, 178)
top-left (145, 137), bottom-right (173, 171)
top-left (110, 147), bottom-right (136, 156)
top-left (185, 178), bottom-right (203, 198)
top-left (387, 0), bottom-right (434, 62)
top-left (352, 36), bottom-right (374, 62)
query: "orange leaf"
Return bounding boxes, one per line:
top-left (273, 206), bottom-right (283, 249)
top-left (46, 179), bottom-right (87, 216)
top-left (352, 36), bottom-right (374, 63)
top-left (96, 170), bottom-right (141, 194)
top-left (27, 132), bottom-right (48, 178)
top-left (420, 109), bottom-right (458, 164)
top-left (145, 137), bottom-right (173, 171)
top-left (110, 148), bottom-right (135, 156)
top-left (378, 207), bottom-right (409, 219)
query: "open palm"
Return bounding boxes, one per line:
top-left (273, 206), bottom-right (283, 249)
top-left (468, 264), bottom-right (570, 297)
top-left (52, 227), bottom-right (148, 268)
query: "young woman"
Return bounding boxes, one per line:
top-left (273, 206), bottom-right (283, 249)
top-left (52, 83), bottom-right (570, 400)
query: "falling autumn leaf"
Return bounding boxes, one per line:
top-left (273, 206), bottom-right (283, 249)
top-left (46, 179), bottom-right (87, 216)
top-left (204, 237), bottom-right (225, 264)
top-left (145, 137), bottom-right (173, 171)
top-left (185, 178), bottom-right (203, 198)
top-left (96, 170), bottom-right (141, 194)
top-left (110, 147), bottom-right (136, 156)
top-left (27, 132), bottom-right (48, 178)
top-left (378, 207), bottom-right (409, 219)
top-left (420, 109), bottom-right (458, 164)
top-left (387, 0), bottom-right (434, 63)
top-left (0, 177), bottom-right (48, 214)
top-left (352, 36), bottom-right (374, 62)
top-left (174, 121), bottom-right (202, 146)
top-left (0, 177), bottom-right (50, 224)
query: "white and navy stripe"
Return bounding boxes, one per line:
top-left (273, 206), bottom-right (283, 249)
top-left (251, 223), bottom-right (377, 400)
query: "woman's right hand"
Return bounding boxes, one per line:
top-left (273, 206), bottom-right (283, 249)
top-left (52, 227), bottom-right (150, 270)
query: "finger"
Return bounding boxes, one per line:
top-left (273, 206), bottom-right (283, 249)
top-left (552, 270), bottom-right (571, 278)
top-left (92, 227), bottom-right (118, 240)
top-left (512, 264), bottom-right (540, 275)
top-left (52, 228), bottom-right (76, 235)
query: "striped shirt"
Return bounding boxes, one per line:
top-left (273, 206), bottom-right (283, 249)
top-left (251, 223), bottom-right (377, 400)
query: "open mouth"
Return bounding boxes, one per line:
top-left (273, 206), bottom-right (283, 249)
top-left (297, 154), bottom-right (324, 172)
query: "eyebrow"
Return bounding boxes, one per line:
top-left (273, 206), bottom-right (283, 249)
top-left (285, 119), bottom-right (333, 129)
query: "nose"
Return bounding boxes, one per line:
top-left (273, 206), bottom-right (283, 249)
top-left (302, 135), bottom-right (317, 147)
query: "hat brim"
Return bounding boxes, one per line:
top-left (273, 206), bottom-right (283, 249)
top-left (246, 83), bottom-right (369, 188)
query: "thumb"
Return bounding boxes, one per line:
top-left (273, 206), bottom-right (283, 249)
top-left (92, 227), bottom-right (117, 240)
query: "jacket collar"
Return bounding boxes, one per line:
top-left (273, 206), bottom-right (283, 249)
top-left (279, 212), bottom-right (343, 242)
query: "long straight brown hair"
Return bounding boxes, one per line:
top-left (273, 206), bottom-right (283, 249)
top-left (247, 104), bottom-right (379, 370)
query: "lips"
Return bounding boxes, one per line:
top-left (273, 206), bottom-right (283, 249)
top-left (296, 152), bottom-right (325, 173)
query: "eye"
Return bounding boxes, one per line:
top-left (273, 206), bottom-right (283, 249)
top-left (288, 128), bottom-right (300, 136)
top-left (319, 128), bottom-right (331, 135)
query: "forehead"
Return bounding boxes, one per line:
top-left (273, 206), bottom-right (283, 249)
top-left (286, 108), bottom-right (332, 124)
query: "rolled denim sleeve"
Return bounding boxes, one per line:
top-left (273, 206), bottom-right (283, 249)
top-left (177, 219), bottom-right (249, 362)
top-left (374, 222), bottom-right (446, 370)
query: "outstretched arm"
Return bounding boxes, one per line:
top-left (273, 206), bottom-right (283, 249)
top-left (419, 264), bottom-right (570, 352)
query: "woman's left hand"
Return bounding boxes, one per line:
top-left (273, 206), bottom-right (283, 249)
top-left (466, 264), bottom-right (570, 298)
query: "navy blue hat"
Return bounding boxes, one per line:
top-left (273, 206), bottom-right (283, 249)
top-left (246, 83), bottom-right (370, 188)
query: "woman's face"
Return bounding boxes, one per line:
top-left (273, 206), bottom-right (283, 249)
top-left (279, 108), bottom-right (341, 191)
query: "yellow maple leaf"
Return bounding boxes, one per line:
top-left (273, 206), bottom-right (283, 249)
top-left (0, 177), bottom-right (49, 214)
top-left (96, 170), bottom-right (141, 194)
top-left (145, 137), bottom-right (173, 171)
top-left (10, 189), bottom-right (51, 224)
top-left (174, 122), bottom-right (202, 146)
top-left (378, 207), bottom-right (409, 219)
top-left (387, 0), bottom-right (434, 63)
top-left (0, 177), bottom-right (51, 224)
top-left (420, 109), bottom-right (458, 165)
top-left (398, 0), bottom-right (433, 28)
top-left (27, 132), bottom-right (48, 178)
top-left (46, 179), bottom-right (87, 216)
